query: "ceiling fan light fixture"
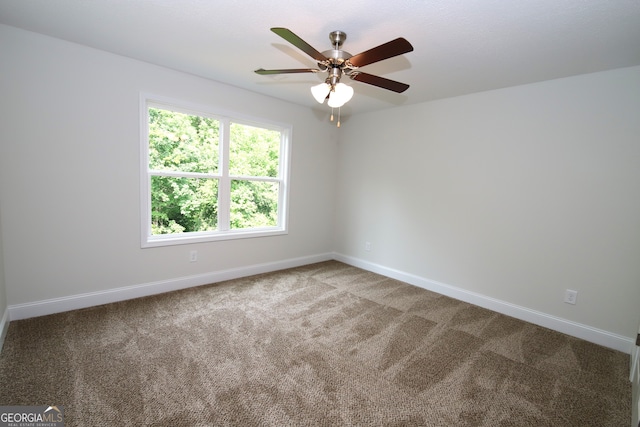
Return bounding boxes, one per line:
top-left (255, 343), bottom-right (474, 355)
top-left (327, 83), bottom-right (354, 108)
top-left (327, 92), bottom-right (343, 108)
top-left (311, 83), bottom-right (331, 103)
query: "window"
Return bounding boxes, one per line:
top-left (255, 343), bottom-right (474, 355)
top-left (140, 95), bottom-right (290, 247)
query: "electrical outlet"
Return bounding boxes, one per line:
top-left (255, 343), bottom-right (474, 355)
top-left (365, 242), bottom-right (372, 252)
top-left (564, 289), bottom-right (578, 305)
top-left (190, 250), bottom-right (198, 263)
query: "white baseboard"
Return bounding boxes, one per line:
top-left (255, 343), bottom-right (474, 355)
top-left (334, 253), bottom-right (635, 354)
top-left (0, 308), bottom-right (9, 353)
top-left (6, 251), bottom-right (634, 355)
top-left (8, 253), bottom-right (333, 321)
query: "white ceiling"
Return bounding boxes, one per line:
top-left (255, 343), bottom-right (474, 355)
top-left (1, 0), bottom-right (639, 116)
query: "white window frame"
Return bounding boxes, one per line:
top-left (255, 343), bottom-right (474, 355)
top-left (140, 93), bottom-right (291, 248)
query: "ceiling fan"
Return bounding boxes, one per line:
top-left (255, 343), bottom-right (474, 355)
top-left (255, 28), bottom-right (413, 125)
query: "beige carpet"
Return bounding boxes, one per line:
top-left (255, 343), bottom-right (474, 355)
top-left (0, 261), bottom-right (630, 426)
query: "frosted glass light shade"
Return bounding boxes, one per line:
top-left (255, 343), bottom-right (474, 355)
top-left (327, 83), bottom-right (354, 108)
top-left (311, 83), bottom-right (331, 103)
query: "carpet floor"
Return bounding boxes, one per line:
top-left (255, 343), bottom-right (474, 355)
top-left (0, 261), bottom-right (631, 426)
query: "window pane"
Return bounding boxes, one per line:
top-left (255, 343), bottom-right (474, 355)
top-left (229, 123), bottom-right (280, 177)
top-left (151, 176), bottom-right (218, 234)
top-left (148, 107), bottom-right (219, 173)
top-left (230, 180), bottom-right (278, 229)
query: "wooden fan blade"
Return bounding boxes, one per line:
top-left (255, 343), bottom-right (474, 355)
top-left (348, 38), bottom-right (413, 68)
top-left (350, 72), bottom-right (410, 93)
top-left (271, 28), bottom-right (328, 63)
top-left (255, 68), bottom-right (320, 75)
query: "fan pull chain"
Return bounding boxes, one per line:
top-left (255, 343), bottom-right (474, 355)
top-left (329, 107), bottom-right (341, 127)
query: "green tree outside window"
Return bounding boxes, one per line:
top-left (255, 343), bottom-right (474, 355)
top-left (148, 107), bottom-right (282, 235)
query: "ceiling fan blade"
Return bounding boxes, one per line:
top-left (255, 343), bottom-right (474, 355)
top-left (348, 38), bottom-right (413, 68)
top-left (271, 27), bottom-right (328, 63)
top-left (350, 72), bottom-right (410, 93)
top-left (255, 68), bottom-right (320, 75)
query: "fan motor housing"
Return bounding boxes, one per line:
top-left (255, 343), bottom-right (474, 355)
top-left (322, 30), bottom-right (352, 69)
top-left (320, 49), bottom-right (352, 65)
top-left (319, 49), bottom-right (354, 85)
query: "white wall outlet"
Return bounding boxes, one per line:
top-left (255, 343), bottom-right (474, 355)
top-left (564, 289), bottom-right (578, 305)
top-left (365, 242), bottom-right (372, 252)
top-left (189, 250), bottom-right (198, 263)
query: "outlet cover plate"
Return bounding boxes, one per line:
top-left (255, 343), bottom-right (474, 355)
top-left (564, 289), bottom-right (578, 305)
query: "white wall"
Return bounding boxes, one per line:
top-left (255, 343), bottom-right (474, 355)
top-left (0, 25), bottom-right (337, 307)
top-left (335, 66), bottom-right (640, 344)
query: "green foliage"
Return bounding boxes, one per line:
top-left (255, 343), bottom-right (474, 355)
top-left (229, 123), bottom-right (280, 229)
top-left (230, 123), bottom-right (280, 177)
top-left (151, 176), bottom-right (218, 234)
top-left (149, 108), bottom-right (219, 173)
top-left (230, 180), bottom-right (279, 229)
top-left (149, 108), bottom-right (220, 234)
top-left (148, 107), bottom-right (281, 234)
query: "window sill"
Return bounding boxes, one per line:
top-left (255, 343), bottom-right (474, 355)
top-left (141, 227), bottom-right (287, 248)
